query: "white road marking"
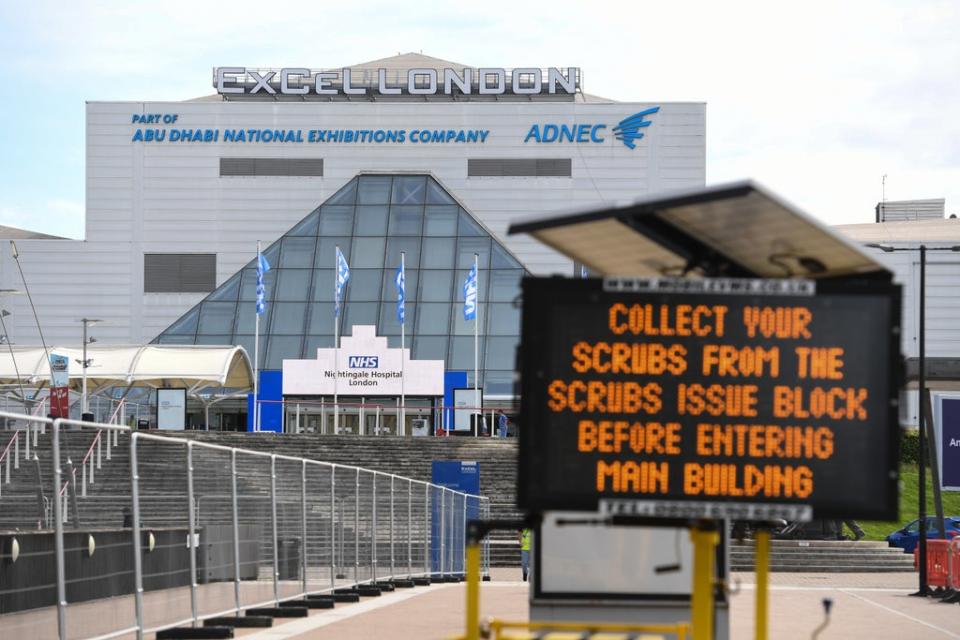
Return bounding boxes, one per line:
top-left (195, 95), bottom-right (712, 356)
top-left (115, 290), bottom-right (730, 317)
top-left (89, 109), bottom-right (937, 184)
top-left (838, 589), bottom-right (960, 639)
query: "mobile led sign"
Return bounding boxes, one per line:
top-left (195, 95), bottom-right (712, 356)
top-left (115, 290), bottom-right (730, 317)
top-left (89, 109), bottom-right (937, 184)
top-left (518, 277), bottom-right (902, 520)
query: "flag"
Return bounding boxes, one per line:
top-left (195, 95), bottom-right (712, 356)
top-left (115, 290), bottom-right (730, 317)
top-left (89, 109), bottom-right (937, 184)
top-left (335, 246), bottom-right (350, 317)
top-left (463, 263), bottom-right (478, 320)
top-left (580, 264), bottom-right (588, 279)
top-left (256, 251), bottom-right (270, 316)
top-left (395, 261), bottom-right (406, 324)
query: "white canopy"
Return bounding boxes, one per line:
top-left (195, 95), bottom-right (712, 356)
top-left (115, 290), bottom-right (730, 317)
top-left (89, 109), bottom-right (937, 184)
top-left (0, 344), bottom-right (253, 393)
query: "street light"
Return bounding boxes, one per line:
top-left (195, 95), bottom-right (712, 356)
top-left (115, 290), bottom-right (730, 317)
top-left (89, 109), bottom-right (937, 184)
top-left (866, 242), bottom-right (960, 596)
top-left (78, 318), bottom-right (102, 419)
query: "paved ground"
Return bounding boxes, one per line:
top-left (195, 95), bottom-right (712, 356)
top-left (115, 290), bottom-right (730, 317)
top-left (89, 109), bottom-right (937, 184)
top-left (244, 569), bottom-right (960, 640)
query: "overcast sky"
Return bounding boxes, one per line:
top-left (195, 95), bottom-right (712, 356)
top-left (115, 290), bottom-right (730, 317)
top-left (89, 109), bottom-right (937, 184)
top-left (1, 0), bottom-right (957, 239)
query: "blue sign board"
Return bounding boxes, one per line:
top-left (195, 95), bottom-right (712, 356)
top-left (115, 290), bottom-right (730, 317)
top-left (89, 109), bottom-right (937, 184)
top-left (247, 370), bottom-right (283, 432)
top-left (431, 460), bottom-right (481, 574)
top-left (941, 398), bottom-right (960, 490)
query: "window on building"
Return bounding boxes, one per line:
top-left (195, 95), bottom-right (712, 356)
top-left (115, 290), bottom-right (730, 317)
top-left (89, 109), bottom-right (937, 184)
top-left (144, 254), bottom-right (216, 293)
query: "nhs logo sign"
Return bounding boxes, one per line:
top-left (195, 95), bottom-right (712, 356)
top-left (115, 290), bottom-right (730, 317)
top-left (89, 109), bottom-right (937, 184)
top-left (348, 356), bottom-right (379, 368)
top-left (523, 107), bottom-right (659, 149)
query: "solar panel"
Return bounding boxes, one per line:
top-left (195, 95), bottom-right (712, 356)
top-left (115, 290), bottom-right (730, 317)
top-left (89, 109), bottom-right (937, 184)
top-left (509, 181), bottom-right (889, 279)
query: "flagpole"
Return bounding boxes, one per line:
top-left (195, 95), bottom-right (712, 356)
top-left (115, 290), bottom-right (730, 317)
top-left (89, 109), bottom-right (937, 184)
top-left (334, 245), bottom-right (340, 435)
top-left (254, 240), bottom-right (260, 432)
top-left (473, 253), bottom-right (479, 438)
top-left (400, 252), bottom-right (406, 437)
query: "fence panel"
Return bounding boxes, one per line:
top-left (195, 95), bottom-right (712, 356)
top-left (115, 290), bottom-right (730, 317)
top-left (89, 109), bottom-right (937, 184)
top-left (304, 461), bottom-right (334, 594)
top-left (191, 442), bottom-right (239, 620)
top-left (232, 450), bottom-right (276, 609)
top-left (274, 455), bottom-right (306, 601)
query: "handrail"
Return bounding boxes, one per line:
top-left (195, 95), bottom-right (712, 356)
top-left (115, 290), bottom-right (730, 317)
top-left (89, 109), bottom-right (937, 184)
top-left (81, 430), bottom-right (103, 467)
top-left (0, 429), bottom-right (18, 462)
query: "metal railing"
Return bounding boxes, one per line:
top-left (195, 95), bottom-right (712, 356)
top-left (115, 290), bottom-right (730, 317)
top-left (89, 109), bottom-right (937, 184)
top-left (0, 411), bottom-right (488, 640)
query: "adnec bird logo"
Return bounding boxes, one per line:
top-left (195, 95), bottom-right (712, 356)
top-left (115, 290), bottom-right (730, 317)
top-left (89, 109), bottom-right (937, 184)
top-left (613, 107), bottom-right (660, 149)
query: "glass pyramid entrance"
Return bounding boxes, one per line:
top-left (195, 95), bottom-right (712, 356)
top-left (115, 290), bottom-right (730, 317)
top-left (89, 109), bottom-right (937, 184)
top-left (154, 175), bottom-right (526, 396)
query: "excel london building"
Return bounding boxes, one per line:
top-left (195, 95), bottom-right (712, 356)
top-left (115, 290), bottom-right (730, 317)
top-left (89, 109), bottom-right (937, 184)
top-left (0, 53), bottom-right (706, 431)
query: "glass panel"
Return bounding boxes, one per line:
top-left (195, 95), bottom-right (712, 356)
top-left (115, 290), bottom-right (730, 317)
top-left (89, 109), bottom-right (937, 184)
top-left (267, 336), bottom-right (303, 369)
top-left (157, 334), bottom-right (195, 345)
top-left (303, 334), bottom-right (334, 357)
top-left (318, 206), bottom-right (355, 235)
top-left (484, 371), bottom-right (515, 396)
top-left (347, 269), bottom-right (382, 301)
top-left (458, 208), bottom-right (485, 236)
top-left (391, 176), bottom-right (426, 204)
top-left (271, 302), bottom-right (308, 334)
top-left (452, 301), bottom-right (484, 336)
top-left (486, 337), bottom-right (518, 369)
top-left (386, 237), bottom-right (420, 270)
top-left (491, 243), bottom-right (523, 269)
top-left (419, 270), bottom-right (453, 301)
top-left (280, 237), bottom-right (316, 268)
top-left (382, 269), bottom-right (418, 301)
top-left (422, 237), bottom-right (456, 268)
top-left (235, 335), bottom-right (263, 364)
top-left (489, 270), bottom-right (523, 302)
top-left (208, 274), bottom-right (240, 302)
top-left (417, 303), bottom-right (451, 335)
top-left (379, 303), bottom-right (415, 335)
top-left (426, 178), bottom-right (456, 204)
top-left (197, 302), bottom-right (236, 334)
top-left (307, 302), bottom-right (336, 334)
top-left (162, 306), bottom-right (199, 336)
top-left (457, 237), bottom-right (492, 270)
top-left (354, 206), bottom-right (389, 236)
top-left (325, 178), bottom-right (358, 205)
top-left (450, 336), bottom-right (484, 370)
top-left (357, 175), bottom-right (392, 204)
top-left (488, 302), bottom-right (520, 335)
top-left (275, 269), bottom-right (312, 301)
top-left (196, 334), bottom-right (232, 346)
top-left (343, 302), bottom-right (380, 329)
top-left (288, 210), bottom-right (320, 236)
top-left (351, 237), bottom-right (386, 268)
top-left (235, 302), bottom-right (271, 334)
top-left (388, 206), bottom-right (423, 236)
top-left (316, 237), bottom-right (350, 269)
top-left (413, 336), bottom-right (447, 360)
top-left (423, 205), bottom-right (459, 236)
top-left (310, 270), bottom-right (334, 302)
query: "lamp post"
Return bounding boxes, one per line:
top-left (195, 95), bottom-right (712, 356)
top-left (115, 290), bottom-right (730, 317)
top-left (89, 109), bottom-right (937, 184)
top-left (78, 318), bottom-right (102, 419)
top-left (0, 307), bottom-right (28, 411)
top-left (867, 242), bottom-right (960, 596)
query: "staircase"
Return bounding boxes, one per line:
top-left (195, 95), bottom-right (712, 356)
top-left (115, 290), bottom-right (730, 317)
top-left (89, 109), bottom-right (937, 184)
top-left (730, 539), bottom-right (916, 572)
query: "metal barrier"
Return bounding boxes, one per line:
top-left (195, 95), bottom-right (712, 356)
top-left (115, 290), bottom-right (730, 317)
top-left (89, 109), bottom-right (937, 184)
top-left (0, 411), bottom-right (489, 639)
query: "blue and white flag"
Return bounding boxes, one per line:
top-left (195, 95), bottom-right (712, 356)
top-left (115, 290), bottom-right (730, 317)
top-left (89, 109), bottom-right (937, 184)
top-left (463, 263), bottom-right (478, 321)
top-left (256, 251), bottom-right (270, 316)
top-left (334, 246), bottom-right (350, 317)
top-left (394, 261), bottom-right (406, 324)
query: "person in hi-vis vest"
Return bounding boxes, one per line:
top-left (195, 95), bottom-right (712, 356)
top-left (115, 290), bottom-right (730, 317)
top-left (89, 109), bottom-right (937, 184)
top-left (519, 528), bottom-right (532, 581)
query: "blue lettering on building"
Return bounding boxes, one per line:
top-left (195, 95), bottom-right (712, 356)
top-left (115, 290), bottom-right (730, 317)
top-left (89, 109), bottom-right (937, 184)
top-left (131, 115), bottom-right (491, 145)
top-left (523, 107), bottom-right (658, 149)
top-left (348, 356), bottom-right (379, 368)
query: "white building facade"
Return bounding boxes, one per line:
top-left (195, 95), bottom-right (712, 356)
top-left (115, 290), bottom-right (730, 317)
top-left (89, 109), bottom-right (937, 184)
top-left (0, 54), bottom-right (706, 405)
